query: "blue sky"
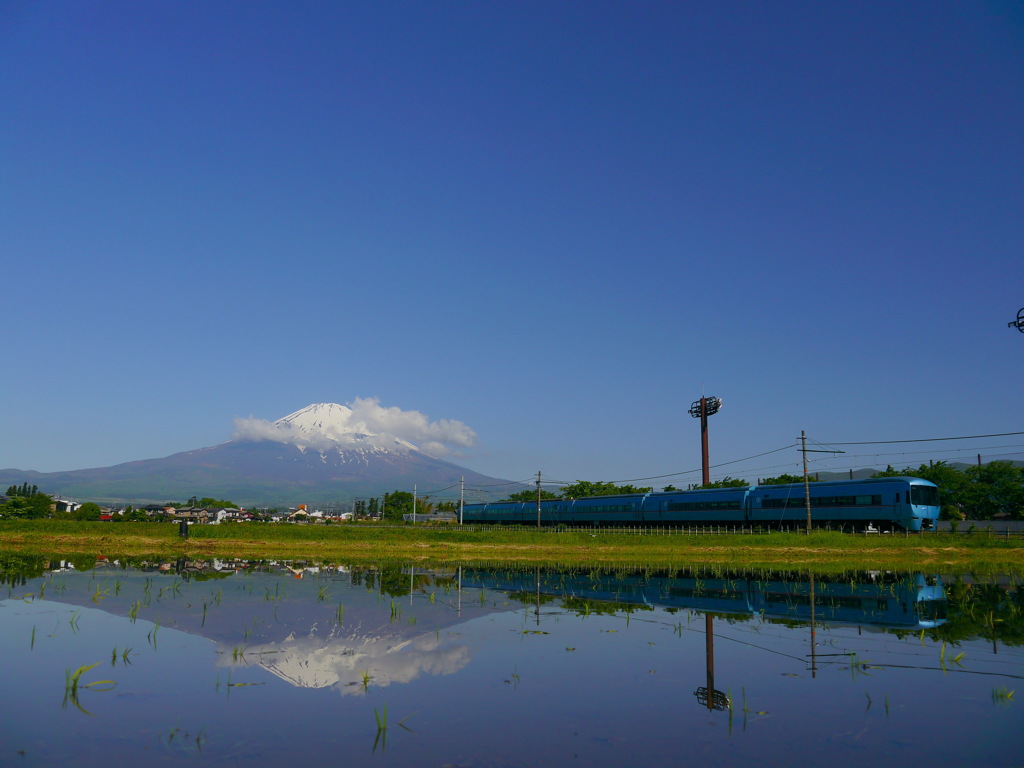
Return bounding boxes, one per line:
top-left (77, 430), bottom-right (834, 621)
top-left (2, 1), bottom-right (1023, 489)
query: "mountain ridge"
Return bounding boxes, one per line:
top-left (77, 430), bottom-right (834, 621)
top-left (0, 403), bottom-right (516, 506)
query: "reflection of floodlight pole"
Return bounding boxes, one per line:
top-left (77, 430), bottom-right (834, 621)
top-left (1008, 308), bottom-right (1024, 333)
top-left (689, 396), bottom-right (722, 486)
top-left (694, 613), bottom-right (730, 711)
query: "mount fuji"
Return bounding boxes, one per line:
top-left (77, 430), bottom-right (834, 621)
top-left (0, 403), bottom-right (519, 507)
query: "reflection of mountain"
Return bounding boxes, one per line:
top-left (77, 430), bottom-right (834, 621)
top-left (244, 632), bottom-right (470, 693)
top-left (30, 563), bottom-right (489, 692)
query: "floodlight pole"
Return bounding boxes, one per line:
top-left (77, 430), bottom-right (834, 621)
top-left (689, 396), bottom-right (722, 486)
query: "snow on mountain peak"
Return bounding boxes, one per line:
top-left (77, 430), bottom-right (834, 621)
top-left (272, 403), bottom-right (418, 452)
top-left (233, 399), bottom-right (475, 457)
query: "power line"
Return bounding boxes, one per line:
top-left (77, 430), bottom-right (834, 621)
top-left (818, 431), bottom-right (1024, 446)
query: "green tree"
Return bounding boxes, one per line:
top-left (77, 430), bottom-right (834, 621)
top-left (500, 489), bottom-right (559, 502)
top-left (557, 480), bottom-right (653, 498)
top-left (0, 492), bottom-right (53, 519)
top-left (758, 474), bottom-right (809, 486)
top-left (963, 461), bottom-right (1024, 520)
top-left (196, 497), bottom-right (238, 509)
top-left (6, 483), bottom-right (39, 497)
top-left (687, 477), bottom-right (749, 490)
top-left (382, 491), bottom-right (414, 521)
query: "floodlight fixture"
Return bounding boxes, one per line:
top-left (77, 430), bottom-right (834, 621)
top-left (1009, 308), bottom-right (1024, 333)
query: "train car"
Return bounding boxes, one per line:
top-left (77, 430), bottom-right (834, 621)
top-left (640, 488), bottom-right (747, 526)
top-left (565, 493), bottom-right (644, 525)
top-left (746, 476), bottom-right (939, 531)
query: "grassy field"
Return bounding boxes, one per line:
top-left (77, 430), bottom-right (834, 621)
top-left (1, 520), bottom-right (1022, 573)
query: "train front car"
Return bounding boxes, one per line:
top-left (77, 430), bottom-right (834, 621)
top-left (905, 477), bottom-right (940, 531)
top-left (747, 477), bottom-right (940, 532)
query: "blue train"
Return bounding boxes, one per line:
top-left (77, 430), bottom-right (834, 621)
top-left (462, 477), bottom-right (941, 531)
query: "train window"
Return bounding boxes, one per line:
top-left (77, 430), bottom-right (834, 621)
top-left (911, 485), bottom-right (940, 507)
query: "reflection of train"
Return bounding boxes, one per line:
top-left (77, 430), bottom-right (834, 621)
top-left (462, 477), bottom-right (940, 531)
top-left (461, 569), bottom-right (947, 630)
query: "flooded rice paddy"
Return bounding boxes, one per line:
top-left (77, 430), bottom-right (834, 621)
top-left (0, 554), bottom-right (1021, 767)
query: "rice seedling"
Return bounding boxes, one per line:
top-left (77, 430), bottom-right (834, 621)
top-left (372, 705), bottom-right (413, 752)
top-left (128, 600), bottom-right (140, 623)
top-left (91, 586), bottom-right (110, 603)
top-left (336, 603), bottom-right (344, 624)
top-left (147, 620), bottom-right (160, 649)
top-left (30, 625), bottom-right (36, 650)
top-left (317, 583), bottom-right (329, 602)
top-left (360, 669), bottom-right (374, 690)
top-left (69, 610), bottom-right (80, 633)
top-left (63, 662), bottom-right (116, 715)
top-left (992, 687), bottom-right (1015, 705)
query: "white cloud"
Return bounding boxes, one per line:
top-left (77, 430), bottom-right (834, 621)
top-left (232, 398), bottom-right (476, 456)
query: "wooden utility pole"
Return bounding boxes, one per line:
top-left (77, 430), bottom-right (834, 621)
top-left (802, 431), bottom-right (812, 533)
top-left (799, 432), bottom-right (844, 534)
top-left (536, 471), bottom-right (542, 528)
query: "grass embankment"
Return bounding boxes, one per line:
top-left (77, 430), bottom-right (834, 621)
top-left (1, 520), bottom-right (1022, 573)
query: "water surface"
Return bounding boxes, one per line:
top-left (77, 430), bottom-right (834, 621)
top-left (0, 555), bottom-right (1020, 767)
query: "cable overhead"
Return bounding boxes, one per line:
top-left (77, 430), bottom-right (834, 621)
top-left (820, 431), bottom-right (1024, 446)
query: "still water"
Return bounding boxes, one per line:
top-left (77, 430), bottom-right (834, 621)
top-left (0, 554), bottom-right (1021, 767)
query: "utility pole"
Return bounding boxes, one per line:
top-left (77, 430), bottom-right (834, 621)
top-left (460, 476), bottom-right (465, 525)
top-left (536, 471), bottom-right (542, 528)
top-left (413, 484), bottom-right (417, 523)
top-left (802, 431), bottom-right (812, 533)
top-left (799, 432), bottom-right (844, 534)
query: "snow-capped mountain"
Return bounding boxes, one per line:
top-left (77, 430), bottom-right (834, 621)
top-left (0, 403), bottom-right (518, 506)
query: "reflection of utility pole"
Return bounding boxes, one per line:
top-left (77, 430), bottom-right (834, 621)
top-left (694, 614), bottom-right (729, 711)
top-left (457, 566), bottom-right (462, 617)
top-left (535, 566), bottom-right (541, 625)
top-left (809, 574), bottom-right (818, 678)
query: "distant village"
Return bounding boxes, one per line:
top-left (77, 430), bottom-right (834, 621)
top-left (0, 485), bottom-right (458, 525)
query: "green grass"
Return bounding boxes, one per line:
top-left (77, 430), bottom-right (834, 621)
top-left (1, 519), bottom-right (1022, 572)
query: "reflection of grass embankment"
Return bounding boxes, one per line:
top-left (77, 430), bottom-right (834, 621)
top-left (2, 520), bottom-right (1023, 571)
